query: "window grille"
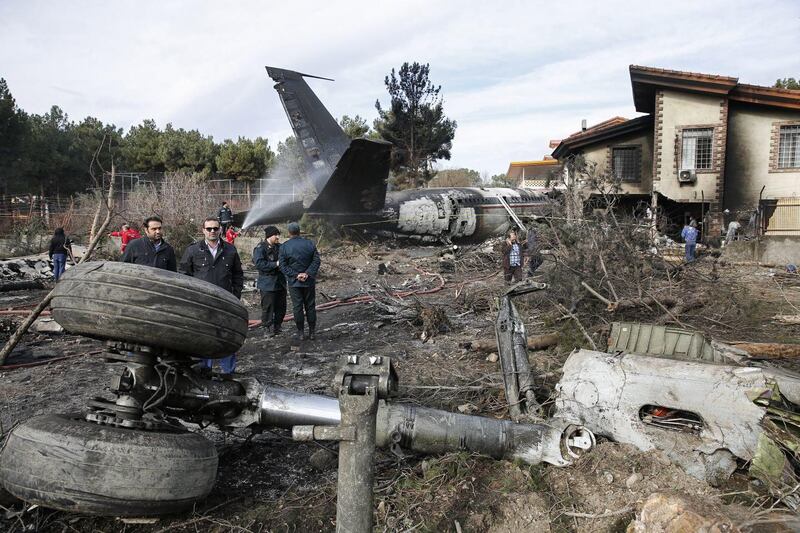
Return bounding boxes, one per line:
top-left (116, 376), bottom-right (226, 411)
top-left (778, 125), bottom-right (800, 169)
top-left (612, 146), bottom-right (641, 182)
top-left (681, 128), bottom-right (713, 170)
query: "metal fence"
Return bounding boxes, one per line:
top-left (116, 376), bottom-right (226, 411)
top-left (762, 198), bottom-right (800, 236)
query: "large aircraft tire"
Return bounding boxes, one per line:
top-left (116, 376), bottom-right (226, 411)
top-left (0, 413), bottom-right (218, 516)
top-left (51, 261), bottom-right (248, 359)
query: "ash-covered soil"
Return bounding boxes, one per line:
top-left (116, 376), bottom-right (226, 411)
top-left (1, 241), bottom-right (799, 532)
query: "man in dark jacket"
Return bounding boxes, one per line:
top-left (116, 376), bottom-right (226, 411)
top-left (121, 216), bottom-right (177, 271)
top-left (253, 226), bottom-right (287, 336)
top-left (180, 217), bottom-right (244, 374)
top-left (279, 221), bottom-right (321, 340)
top-left (218, 201), bottom-right (233, 234)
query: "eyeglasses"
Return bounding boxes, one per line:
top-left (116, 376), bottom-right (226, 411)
top-left (204, 227), bottom-right (220, 232)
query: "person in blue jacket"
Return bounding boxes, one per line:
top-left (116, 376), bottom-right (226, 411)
top-left (681, 219), bottom-right (699, 263)
top-left (278, 221), bottom-right (321, 340)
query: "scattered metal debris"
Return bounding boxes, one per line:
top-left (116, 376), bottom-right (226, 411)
top-left (554, 348), bottom-right (800, 487)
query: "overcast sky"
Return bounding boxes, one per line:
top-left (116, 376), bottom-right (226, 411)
top-left (2, 0), bottom-right (799, 176)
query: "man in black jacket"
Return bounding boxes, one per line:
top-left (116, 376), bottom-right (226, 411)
top-left (121, 216), bottom-right (177, 271)
top-left (218, 201), bottom-right (233, 234)
top-left (180, 217), bottom-right (244, 374)
top-left (253, 226), bottom-right (286, 336)
top-left (279, 221), bottom-right (321, 340)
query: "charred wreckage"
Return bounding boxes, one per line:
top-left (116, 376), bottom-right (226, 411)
top-left (0, 262), bottom-right (594, 531)
top-left (2, 262), bottom-right (800, 528)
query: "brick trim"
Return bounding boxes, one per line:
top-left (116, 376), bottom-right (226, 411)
top-left (713, 99), bottom-right (729, 213)
top-left (652, 91), bottom-right (664, 181)
top-left (769, 120), bottom-right (800, 173)
top-left (673, 123), bottom-right (721, 176)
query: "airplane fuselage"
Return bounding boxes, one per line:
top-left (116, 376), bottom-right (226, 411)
top-left (310, 186), bottom-right (550, 244)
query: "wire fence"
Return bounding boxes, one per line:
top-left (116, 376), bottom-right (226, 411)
top-left (0, 173), bottom-right (304, 236)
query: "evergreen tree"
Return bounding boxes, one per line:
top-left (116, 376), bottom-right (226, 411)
top-left (0, 78), bottom-right (29, 193)
top-left (374, 62), bottom-right (456, 189)
top-left (775, 78), bottom-right (800, 90)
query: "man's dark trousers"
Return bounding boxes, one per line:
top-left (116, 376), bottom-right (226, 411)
top-left (289, 286), bottom-right (316, 333)
top-left (261, 289), bottom-right (287, 331)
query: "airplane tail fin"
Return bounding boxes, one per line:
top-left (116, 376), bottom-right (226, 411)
top-left (309, 138), bottom-right (392, 216)
top-left (266, 66), bottom-right (351, 192)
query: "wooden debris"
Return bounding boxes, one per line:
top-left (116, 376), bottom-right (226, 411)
top-left (463, 333), bottom-right (559, 353)
top-left (773, 315), bottom-right (800, 325)
top-left (730, 342), bottom-right (800, 359)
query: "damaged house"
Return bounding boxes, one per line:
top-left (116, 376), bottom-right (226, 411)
top-left (552, 65), bottom-right (800, 239)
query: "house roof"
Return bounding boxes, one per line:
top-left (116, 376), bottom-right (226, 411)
top-left (507, 159), bottom-right (562, 180)
top-left (730, 83), bottom-right (800, 110)
top-left (565, 117), bottom-right (629, 141)
top-left (552, 115), bottom-right (653, 159)
top-left (630, 65), bottom-right (738, 113)
top-left (630, 65), bottom-right (800, 112)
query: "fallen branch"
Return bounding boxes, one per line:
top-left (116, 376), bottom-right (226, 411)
top-left (730, 342), bottom-right (800, 359)
top-left (773, 315), bottom-right (800, 325)
top-left (563, 506), bottom-right (635, 519)
top-left (463, 333), bottom-right (559, 353)
top-left (581, 281), bottom-right (613, 307)
top-left (555, 303), bottom-right (597, 351)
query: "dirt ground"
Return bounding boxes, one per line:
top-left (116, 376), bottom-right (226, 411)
top-left (1, 240), bottom-right (800, 532)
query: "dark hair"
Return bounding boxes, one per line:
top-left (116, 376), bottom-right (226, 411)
top-left (144, 216), bottom-right (162, 228)
top-left (222, 201), bottom-right (228, 206)
top-left (204, 216), bottom-right (220, 225)
top-left (50, 228), bottom-right (67, 250)
top-left (53, 227), bottom-right (65, 237)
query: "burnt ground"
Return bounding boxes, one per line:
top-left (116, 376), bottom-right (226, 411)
top-left (1, 241), bottom-right (800, 532)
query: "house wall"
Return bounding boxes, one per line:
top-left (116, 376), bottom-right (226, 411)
top-left (655, 90), bottom-right (727, 206)
top-left (577, 129), bottom-right (653, 196)
top-left (725, 104), bottom-right (800, 212)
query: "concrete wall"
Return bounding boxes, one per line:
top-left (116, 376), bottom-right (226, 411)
top-left (722, 236), bottom-right (800, 264)
top-left (655, 90), bottom-right (726, 203)
top-left (578, 129), bottom-right (654, 196)
top-left (725, 104), bottom-right (800, 211)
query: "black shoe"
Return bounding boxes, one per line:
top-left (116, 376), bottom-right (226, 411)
top-left (302, 332), bottom-right (310, 340)
top-left (270, 328), bottom-right (282, 337)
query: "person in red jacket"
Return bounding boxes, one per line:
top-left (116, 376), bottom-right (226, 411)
top-left (109, 224), bottom-right (142, 253)
top-left (225, 226), bottom-right (240, 245)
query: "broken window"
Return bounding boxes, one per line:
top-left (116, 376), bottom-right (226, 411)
top-left (681, 128), bottom-right (713, 170)
top-left (612, 146), bottom-right (641, 182)
top-left (778, 125), bottom-right (800, 169)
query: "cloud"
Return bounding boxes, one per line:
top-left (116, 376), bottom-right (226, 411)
top-left (1, 0), bottom-right (798, 175)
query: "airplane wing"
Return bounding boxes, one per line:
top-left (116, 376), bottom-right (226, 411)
top-left (266, 66), bottom-right (351, 193)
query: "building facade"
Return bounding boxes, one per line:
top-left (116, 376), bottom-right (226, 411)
top-left (553, 66), bottom-right (800, 236)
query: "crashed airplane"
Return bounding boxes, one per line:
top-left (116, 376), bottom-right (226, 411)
top-left (239, 67), bottom-right (554, 243)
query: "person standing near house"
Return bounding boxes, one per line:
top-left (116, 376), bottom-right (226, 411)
top-left (121, 216), bottom-right (177, 271)
top-left (109, 223), bottom-right (141, 253)
top-left (218, 201), bottom-right (233, 234)
top-left (681, 219), bottom-right (699, 262)
top-left (179, 217), bottom-right (244, 375)
top-left (48, 228), bottom-right (72, 282)
top-left (253, 226), bottom-right (287, 336)
top-left (279, 221), bottom-right (321, 340)
top-left (501, 229), bottom-right (525, 283)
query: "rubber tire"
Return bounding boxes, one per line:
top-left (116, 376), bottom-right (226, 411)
top-left (0, 414), bottom-right (218, 516)
top-left (51, 261), bottom-right (248, 359)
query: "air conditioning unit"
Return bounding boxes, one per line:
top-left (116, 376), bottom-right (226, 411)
top-left (678, 169), bottom-right (697, 183)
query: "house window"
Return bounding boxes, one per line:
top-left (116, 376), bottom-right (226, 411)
top-left (778, 125), bottom-right (800, 169)
top-left (612, 146), bottom-right (641, 182)
top-left (681, 128), bottom-right (713, 170)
